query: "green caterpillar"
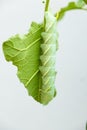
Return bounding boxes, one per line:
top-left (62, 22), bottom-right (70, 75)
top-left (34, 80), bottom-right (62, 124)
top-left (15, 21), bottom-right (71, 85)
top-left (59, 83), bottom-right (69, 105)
top-left (2, 0), bottom-right (87, 105)
top-left (39, 11), bottom-right (58, 105)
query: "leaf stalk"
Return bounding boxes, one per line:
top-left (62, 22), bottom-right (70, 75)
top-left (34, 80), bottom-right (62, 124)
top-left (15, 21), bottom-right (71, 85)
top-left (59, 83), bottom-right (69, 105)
top-left (45, 0), bottom-right (50, 11)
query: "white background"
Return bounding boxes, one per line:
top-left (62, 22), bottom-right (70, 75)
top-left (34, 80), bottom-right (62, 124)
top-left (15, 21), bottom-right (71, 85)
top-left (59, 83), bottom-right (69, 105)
top-left (0, 0), bottom-right (87, 130)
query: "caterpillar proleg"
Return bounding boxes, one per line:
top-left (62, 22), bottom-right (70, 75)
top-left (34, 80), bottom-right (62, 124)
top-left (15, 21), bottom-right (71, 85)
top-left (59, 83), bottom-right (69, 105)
top-left (39, 11), bottom-right (58, 105)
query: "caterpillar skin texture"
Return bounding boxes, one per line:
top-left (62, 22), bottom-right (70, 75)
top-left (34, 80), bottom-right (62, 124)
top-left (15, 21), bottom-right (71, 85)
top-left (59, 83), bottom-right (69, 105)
top-left (39, 12), bottom-right (58, 105)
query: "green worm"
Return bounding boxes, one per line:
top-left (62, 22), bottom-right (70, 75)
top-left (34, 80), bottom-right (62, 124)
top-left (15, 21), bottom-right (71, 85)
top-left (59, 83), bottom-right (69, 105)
top-left (39, 11), bottom-right (58, 105)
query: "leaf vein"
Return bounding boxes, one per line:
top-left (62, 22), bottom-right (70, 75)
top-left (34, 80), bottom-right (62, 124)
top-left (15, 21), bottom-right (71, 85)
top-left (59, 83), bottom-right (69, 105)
top-left (25, 69), bottom-right (39, 87)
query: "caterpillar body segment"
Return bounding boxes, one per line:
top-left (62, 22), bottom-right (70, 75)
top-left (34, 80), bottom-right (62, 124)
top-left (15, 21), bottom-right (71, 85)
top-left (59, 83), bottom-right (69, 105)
top-left (39, 11), bottom-right (58, 105)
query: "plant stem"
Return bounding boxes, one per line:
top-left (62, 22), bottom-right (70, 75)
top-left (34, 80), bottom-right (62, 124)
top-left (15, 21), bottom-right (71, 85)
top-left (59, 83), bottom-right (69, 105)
top-left (86, 122), bottom-right (87, 130)
top-left (45, 0), bottom-right (50, 11)
top-left (44, 0), bottom-right (50, 30)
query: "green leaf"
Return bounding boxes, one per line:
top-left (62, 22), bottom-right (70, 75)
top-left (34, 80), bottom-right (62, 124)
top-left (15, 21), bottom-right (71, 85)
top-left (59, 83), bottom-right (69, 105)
top-left (83, 0), bottom-right (87, 4)
top-left (57, 1), bottom-right (87, 21)
top-left (3, 22), bottom-right (43, 103)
